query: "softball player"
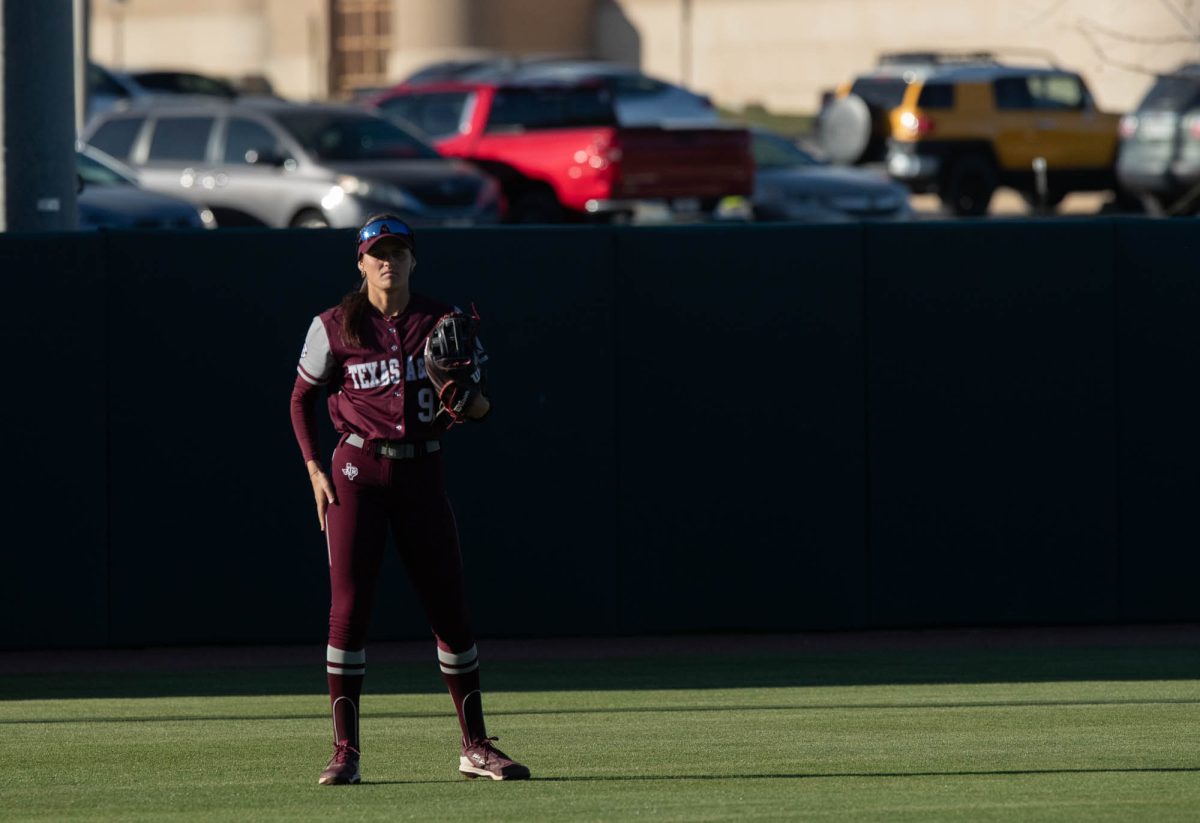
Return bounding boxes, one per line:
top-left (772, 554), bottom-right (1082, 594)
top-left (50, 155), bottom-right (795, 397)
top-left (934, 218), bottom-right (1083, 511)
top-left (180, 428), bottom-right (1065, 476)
top-left (289, 213), bottom-right (529, 784)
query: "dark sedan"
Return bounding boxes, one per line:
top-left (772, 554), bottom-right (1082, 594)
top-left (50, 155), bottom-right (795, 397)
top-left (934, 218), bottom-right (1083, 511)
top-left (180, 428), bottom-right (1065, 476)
top-left (77, 144), bottom-right (215, 230)
top-left (738, 129), bottom-right (912, 222)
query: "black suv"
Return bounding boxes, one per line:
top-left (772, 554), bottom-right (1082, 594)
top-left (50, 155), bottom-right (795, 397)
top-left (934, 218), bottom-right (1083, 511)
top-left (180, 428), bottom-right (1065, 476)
top-left (1116, 63), bottom-right (1200, 215)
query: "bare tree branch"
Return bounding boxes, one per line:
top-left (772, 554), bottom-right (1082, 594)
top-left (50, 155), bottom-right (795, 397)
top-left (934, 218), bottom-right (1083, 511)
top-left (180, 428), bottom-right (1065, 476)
top-left (1020, 0), bottom-right (1071, 31)
top-left (1076, 26), bottom-right (1160, 77)
top-left (1078, 18), bottom-right (1198, 46)
top-left (1158, 0), bottom-right (1200, 37)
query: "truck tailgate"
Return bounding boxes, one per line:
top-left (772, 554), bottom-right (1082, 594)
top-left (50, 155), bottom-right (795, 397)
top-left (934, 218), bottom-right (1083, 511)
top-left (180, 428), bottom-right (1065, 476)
top-left (612, 127), bottom-right (753, 199)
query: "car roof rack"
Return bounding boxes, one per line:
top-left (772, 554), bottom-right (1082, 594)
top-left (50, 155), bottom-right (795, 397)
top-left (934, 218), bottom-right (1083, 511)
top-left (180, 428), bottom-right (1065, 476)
top-left (877, 51), bottom-right (998, 67)
top-left (877, 48), bottom-right (1060, 69)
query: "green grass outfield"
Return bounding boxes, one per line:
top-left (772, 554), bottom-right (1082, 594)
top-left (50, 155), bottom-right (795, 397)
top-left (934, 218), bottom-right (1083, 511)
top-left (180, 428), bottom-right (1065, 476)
top-left (2, 644), bottom-right (1199, 821)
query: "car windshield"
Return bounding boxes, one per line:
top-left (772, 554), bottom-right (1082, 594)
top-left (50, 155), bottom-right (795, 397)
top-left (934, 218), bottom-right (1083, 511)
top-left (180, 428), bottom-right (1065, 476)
top-left (1138, 75), bottom-right (1200, 112)
top-left (753, 133), bottom-right (821, 168)
top-left (276, 112), bottom-right (442, 161)
top-left (849, 77), bottom-right (910, 110)
top-left (487, 87), bottom-right (617, 131)
top-left (131, 72), bottom-right (237, 98)
top-left (77, 150), bottom-right (135, 186)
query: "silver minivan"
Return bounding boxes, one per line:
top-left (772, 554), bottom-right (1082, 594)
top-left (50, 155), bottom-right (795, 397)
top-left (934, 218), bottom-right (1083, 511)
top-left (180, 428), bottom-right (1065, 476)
top-left (81, 99), bottom-right (501, 228)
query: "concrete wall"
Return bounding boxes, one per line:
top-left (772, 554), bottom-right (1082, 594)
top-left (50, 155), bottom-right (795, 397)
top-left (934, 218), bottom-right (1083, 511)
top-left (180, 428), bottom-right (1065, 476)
top-left (89, 0), bottom-right (1199, 111)
top-left (612, 0), bottom-right (1200, 114)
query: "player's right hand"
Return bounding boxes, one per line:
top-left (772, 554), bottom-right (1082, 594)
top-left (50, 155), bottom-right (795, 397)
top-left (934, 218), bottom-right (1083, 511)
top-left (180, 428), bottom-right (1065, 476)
top-left (310, 470), bottom-right (337, 531)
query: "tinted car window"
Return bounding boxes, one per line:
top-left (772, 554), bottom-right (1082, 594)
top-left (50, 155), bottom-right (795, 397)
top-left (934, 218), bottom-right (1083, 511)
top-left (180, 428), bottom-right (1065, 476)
top-left (487, 87), bottom-right (617, 131)
top-left (1138, 75), bottom-right (1200, 112)
top-left (612, 75), bottom-right (668, 97)
top-left (848, 78), bottom-right (909, 109)
top-left (275, 112), bottom-right (441, 160)
top-left (88, 117), bottom-right (144, 160)
top-left (88, 64), bottom-right (128, 97)
top-left (224, 118), bottom-right (282, 164)
top-left (1028, 74), bottom-right (1083, 109)
top-left (916, 83), bottom-right (955, 109)
top-left (77, 151), bottom-right (134, 186)
top-left (148, 117), bottom-right (215, 161)
top-left (993, 77), bottom-right (1033, 109)
top-left (378, 92), bottom-right (473, 139)
top-left (752, 133), bottom-right (819, 168)
top-left (132, 72), bottom-right (237, 98)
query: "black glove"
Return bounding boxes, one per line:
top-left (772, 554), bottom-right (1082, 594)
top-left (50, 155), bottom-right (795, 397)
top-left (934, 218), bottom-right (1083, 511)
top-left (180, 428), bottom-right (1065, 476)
top-left (424, 310), bottom-right (483, 429)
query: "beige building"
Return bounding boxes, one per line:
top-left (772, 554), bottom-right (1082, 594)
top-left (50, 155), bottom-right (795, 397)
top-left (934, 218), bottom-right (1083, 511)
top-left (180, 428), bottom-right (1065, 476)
top-left (90, 0), bottom-right (1199, 114)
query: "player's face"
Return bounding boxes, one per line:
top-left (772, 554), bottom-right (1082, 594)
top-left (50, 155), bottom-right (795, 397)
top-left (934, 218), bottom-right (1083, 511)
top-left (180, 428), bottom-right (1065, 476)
top-left (359, 241), bottom-right (414, 293)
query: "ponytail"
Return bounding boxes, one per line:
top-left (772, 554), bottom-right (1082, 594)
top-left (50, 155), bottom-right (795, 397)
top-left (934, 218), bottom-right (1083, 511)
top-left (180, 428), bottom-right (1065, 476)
top-left (339, 288), bottom-right (370, 348)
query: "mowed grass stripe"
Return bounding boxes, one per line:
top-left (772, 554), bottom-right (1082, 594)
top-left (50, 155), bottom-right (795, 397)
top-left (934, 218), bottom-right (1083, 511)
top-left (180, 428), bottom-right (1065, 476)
top-left (2, 648), bottom-right (1199, 821)
top-left (5, 695), bottom-right (1200, 727)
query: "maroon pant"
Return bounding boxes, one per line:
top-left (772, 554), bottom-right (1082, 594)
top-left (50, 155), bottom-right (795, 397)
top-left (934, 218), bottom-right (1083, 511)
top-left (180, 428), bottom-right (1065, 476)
top-left (325, 435), bottom-right (473, 652)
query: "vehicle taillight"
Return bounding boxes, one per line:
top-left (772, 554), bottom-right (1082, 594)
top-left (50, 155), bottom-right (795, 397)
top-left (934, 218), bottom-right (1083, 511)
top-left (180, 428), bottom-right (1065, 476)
top-left (1119, 114), bottom-right (1138, 139)
top-left (582, 132), bottom-right (621, 170)
top-left (899, 111), bottom-right (934, 137)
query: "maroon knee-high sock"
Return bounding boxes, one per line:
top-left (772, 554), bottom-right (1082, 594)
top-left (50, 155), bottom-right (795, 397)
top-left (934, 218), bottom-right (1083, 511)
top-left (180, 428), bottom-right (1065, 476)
top-left (438, 642), bottom-right (486, 745)
top-left (327, 645), bottom-right (365, 749)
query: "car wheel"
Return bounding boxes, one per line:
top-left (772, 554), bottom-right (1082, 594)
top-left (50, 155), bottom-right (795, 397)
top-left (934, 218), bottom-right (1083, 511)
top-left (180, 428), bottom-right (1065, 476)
top-left (291, 209), bottom-right (329, 228)
top-left (1098, 187), bottom-right (1146, 215)
top-left (816, 94), bottom-right (873, 166)
top-left (939, 155), bottom-right (997, 217)
top-left (1019, 188), bottom-right (1067, 213)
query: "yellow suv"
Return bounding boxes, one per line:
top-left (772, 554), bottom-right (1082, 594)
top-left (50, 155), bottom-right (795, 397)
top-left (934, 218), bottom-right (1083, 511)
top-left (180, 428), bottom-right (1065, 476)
top-left (818, 53), bottom-right (1123, 215)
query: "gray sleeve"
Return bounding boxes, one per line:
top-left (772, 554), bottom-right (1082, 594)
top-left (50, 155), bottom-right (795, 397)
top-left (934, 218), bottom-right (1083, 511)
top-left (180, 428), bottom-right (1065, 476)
top-left (297, 316), bottom-right (334, 385)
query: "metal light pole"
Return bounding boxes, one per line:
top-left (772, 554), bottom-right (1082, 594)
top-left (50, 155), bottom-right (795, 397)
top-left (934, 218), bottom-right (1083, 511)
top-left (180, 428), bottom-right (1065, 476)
top-left (0, 0), bottom-right (79, 231)
top-left (681, 0), bottom-right (692, 86)
top-left (74, 0), bottom-right (89, 133)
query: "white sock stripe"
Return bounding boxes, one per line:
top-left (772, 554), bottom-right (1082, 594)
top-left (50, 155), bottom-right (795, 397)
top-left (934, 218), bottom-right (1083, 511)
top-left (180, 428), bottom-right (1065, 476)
top-left (327, 645), bottom-right (366, 665)
top-left (440, 661), bottom-right (479, 675)
top-left (436, 645), bottom-right (478, 666)
top-left (327, 665), bottom-right (366, 675)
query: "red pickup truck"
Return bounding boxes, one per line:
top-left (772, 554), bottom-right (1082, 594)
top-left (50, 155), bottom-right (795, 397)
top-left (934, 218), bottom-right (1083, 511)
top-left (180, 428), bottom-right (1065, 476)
top-left (369, 81), bottom-right (754, 222)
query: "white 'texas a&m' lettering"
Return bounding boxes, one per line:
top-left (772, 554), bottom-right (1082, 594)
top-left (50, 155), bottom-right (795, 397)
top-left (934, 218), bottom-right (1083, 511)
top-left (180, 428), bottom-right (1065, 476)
top-left (404, 356), bottom-right (429, 382)
top-left (345, 358), bottom-right (403, 390)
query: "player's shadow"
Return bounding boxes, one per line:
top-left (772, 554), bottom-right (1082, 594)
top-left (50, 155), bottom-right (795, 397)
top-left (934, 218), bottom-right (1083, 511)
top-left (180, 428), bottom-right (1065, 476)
top-left (347, 765), bottom-right (1200, 787)
top-left (2, 643), bottom-right (1199, 701)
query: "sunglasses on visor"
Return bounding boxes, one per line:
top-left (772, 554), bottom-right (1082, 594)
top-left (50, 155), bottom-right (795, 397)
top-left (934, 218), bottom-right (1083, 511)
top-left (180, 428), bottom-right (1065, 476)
top-left (358, 219), bottom-right (413, 244)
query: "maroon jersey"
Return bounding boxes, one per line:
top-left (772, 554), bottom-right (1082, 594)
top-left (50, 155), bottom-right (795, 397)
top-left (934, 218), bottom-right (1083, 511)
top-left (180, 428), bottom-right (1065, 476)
top-left (296, 293), bottom-right (487, 443)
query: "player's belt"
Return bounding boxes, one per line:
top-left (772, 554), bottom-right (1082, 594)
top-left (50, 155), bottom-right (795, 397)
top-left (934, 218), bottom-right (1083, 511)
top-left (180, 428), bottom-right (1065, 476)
top-left (344, 433), bottom-right (440, 459)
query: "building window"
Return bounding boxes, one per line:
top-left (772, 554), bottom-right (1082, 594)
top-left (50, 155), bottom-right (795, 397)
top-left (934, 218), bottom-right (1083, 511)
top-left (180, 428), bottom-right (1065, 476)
top-left (331, 0), bottom-right (391, 96)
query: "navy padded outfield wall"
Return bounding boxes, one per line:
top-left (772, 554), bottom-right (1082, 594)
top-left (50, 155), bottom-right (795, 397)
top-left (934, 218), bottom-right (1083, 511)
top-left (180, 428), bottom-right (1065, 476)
top-left (0, 218), bottom-right (1195, 648)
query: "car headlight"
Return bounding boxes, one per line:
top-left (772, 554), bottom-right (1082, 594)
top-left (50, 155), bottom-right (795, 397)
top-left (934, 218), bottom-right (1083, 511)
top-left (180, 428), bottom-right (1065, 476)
top-left (335, 175), bottom-right (418, 210)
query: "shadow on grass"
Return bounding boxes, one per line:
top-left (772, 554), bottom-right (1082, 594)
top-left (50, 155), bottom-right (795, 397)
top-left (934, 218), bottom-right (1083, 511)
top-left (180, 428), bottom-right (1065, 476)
top-left (1, 646), bottom-right (1198, 702)
top-left (5, 696), bottom-right (1200, 726)
top-left (532, 766), bottom-right (1200, 782)
top-left (356, 766), bottom-right (1200, 786)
